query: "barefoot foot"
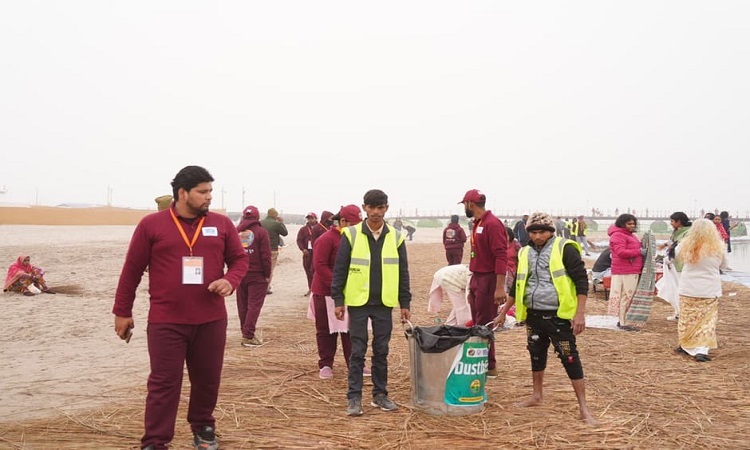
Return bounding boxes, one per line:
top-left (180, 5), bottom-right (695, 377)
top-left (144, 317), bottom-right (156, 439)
top-left (580, 410), bottom-right (598, 425)
top-left (514, 396), bottom-right (543, 408)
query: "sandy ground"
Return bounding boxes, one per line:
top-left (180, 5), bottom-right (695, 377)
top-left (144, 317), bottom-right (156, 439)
top-left (2, 223), bottom-right (750, 449)
top-left (0, 224), bottom-right (446, 422)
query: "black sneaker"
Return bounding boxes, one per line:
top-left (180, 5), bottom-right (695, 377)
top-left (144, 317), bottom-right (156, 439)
top-left (347, 397), bottom-right (363, 416)
top-left (193, 425), bottom-right (219, 450)
top-left (371, 394), bottom-right (398, 411)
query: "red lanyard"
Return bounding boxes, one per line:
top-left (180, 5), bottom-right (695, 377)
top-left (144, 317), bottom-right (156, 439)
top-left (169, 208), bottom-right (205, 257)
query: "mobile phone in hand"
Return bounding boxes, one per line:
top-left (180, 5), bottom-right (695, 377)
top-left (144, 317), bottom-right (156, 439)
top-left (125, 327), bottom-right (133, 344)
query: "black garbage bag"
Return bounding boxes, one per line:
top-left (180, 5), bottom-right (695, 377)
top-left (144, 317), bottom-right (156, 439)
top-left (408, 325), bottom-right (494, 353)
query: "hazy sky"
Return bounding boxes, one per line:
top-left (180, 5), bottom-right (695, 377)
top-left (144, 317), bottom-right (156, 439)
top-left (2, 1), bottom-right (749, 218)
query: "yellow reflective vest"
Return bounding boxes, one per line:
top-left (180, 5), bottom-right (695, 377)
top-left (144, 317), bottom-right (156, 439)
top-left (514, 237), bottom-right (581, 321)
top-left (572, 220), bottom-right (587, 236)
top-left (341, 223), bottom-right (404, 307)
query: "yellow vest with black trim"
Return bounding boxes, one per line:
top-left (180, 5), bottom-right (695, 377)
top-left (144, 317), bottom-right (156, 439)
top-left (571, 221), bottom-right (587, 236)
top-left (514, 237), bottom-right (581, 321)
top-left (341, 223), bottom-right (404, 307)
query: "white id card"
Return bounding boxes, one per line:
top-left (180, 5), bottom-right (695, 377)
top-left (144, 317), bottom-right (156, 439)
top-left (202, 227), bottom-right (218, 236)
top-left (182, 256), bottom-right (204, 284)
top-left (307, 241), bottom-right (313, 250)
top-left (476, 226), bottom-right (484, 234)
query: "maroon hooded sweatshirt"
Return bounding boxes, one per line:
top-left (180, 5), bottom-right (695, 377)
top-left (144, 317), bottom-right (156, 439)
top-left (238, 218), bottom-right (273, 279)
top-left (443, 222), bottom-right (467, 250)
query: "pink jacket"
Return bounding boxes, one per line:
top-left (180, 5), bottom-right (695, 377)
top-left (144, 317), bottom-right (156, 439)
top-left (608, 224), bottom-right (644, 275)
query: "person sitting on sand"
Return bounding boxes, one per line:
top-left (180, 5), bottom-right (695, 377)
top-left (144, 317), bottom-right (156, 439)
top-left (4, 255), bottom-right (55, 296)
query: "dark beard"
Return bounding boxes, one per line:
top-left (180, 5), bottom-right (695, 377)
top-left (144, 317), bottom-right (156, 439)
top-left (465, 208), bottom-right (474, 218)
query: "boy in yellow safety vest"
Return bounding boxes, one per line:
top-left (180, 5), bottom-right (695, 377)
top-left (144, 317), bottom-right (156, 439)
top-left (331, 189), bottom-right (412, 417)
top-left (493, 212), bottom-right (596, 425)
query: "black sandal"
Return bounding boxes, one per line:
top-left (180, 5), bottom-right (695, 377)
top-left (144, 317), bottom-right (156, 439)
top-left (674, 346), bottom-right (689, 356)
top-left (694, 354), bottom-right (711, 362)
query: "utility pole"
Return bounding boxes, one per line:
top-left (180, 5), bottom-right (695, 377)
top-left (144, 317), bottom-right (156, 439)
top-left (242, 185), bottom-right (246, 210)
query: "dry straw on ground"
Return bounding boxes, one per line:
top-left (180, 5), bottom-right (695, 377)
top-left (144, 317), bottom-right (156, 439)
top-left (1, 241), bottom-right (750, 449)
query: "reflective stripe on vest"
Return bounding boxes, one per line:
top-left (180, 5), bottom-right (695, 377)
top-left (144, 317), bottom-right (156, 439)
top-left (514, 237), bottom-right (580, 321)
top-left (342, 223), bottom-right (404, 307)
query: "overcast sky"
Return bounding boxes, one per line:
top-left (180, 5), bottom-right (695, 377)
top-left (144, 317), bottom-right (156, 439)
top-left (1, 1), bottom-right (749, 218)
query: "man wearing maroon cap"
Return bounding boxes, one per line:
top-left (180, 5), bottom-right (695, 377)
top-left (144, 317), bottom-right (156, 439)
top-left (309, 205), bottom-right (361, 380)
top-left (459, 189), bottom-right (508, 379)
top-left (297, 212), bottom-right (318, 296)
top-left (236, 205), bottom-right (273, 347)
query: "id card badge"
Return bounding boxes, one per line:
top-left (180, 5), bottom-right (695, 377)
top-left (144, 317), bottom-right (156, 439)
top-left (182, 256), bottom-right (204, 284)
top-left (307, 241), bottom-right (313, 250)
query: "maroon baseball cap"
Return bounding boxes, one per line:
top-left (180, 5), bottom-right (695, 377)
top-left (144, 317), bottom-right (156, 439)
top-left (243, 205), bottom-right (260, 219)
top-left (332, 204), bottom-right (362, 224)
top-left (458, 189), bottom-right (486, 204)
top-left (305, 212), bottom-right (317, 219)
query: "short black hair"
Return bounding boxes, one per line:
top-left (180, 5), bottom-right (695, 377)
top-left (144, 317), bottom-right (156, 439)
top-left (669, 211), bottom-right (691, 227)
top-left (363, 189), bottom-right (388, 206)
top-left (171, 166), bottom-right (214, 199)
top-left (506, 226), bottom-right (515, 241)
top-left (614, 213), bottom-right (638, 228)
top-left (450, 214), bottom-right (459, 224)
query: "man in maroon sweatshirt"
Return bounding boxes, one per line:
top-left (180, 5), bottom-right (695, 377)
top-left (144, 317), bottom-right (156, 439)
top-left (310, 205), bottom-right (361, 380)
top-left (443, 214), bottom-right (468, 265)
top-left (236, 205), bottom-right (272, 346)
top-left (297, 212), bottom-right (318, 296)
top-left (113, 166), bottom-right (248, 450)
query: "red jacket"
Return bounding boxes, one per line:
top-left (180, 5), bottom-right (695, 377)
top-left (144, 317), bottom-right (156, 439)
top-left (113, 207), bottom-right (248, 324)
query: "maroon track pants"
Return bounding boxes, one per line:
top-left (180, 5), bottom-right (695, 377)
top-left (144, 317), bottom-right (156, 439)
top-left (313, 294), bottom-right (352, 369)
top-left (468, 272), bottom-right (499, 370)
top-left (236, 274), bottom-right (269, 339)
top-left (142, 318), bottom-right (227, 449)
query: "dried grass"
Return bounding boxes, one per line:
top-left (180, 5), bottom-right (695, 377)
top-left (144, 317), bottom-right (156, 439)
top-left (2, 244), bottom-right (750, 449)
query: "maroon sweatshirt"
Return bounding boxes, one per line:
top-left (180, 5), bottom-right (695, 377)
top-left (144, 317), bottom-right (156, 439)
top-left (468, 210), bottom-right (508, 275)
top-left (296, 223), bottom-right (315, 252)
top-left (310, 225), bottom-right (341, 296)
top-left (238, 219), bottom-right (272, 279)
top-left (443, 223), bottom-right (467, 250)
top-left (311, 211), bottom-right (334, 247)
top-left (113, 207), bottom-right (249, 324)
